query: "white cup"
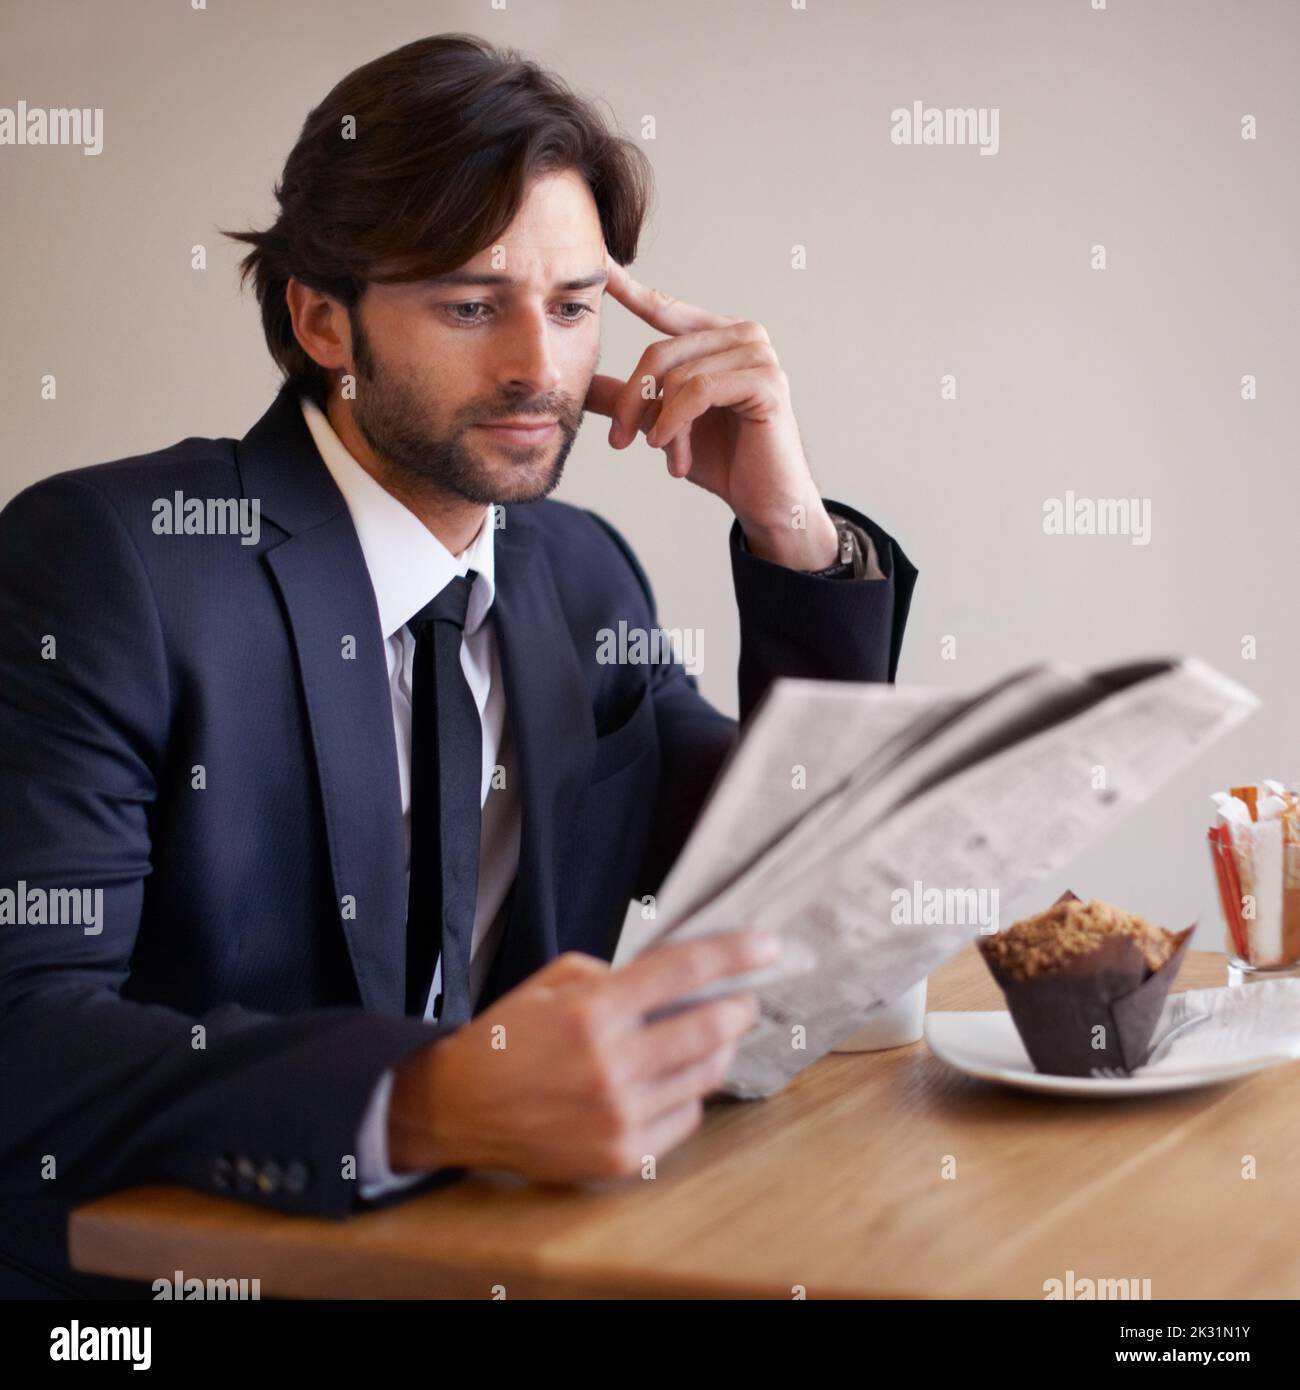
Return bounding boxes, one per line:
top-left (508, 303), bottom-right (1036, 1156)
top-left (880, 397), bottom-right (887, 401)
top-left (831, 977), bottom-right (928, 1052)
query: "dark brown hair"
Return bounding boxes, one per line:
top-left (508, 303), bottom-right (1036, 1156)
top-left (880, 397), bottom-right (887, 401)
top-left (224, 33), bottom-right (654, 408)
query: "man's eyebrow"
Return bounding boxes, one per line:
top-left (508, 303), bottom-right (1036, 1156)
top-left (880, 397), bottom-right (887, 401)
top-left (421, 269), bottom-right (609, 291)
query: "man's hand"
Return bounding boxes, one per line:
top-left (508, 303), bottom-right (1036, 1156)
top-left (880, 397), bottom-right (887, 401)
top-left (387, 928), bottom-right (781, 1183)
top-left (583, 255), bottom-right (840, 571)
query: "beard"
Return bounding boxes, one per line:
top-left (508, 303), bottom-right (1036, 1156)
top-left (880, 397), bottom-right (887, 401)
top-left (347, 310), bottom-right (583, 507)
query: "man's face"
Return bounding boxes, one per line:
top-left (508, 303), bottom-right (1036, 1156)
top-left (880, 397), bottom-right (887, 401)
top-left (343, 168), bottom-right (606, 506)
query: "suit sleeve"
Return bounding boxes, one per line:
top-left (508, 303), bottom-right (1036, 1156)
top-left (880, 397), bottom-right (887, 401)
top-left (586, 497), bottom-right (917, 900)
top-left (729, 497), bottom-right (917, 711)
top-left (0, 475), bottom-right (455, 1220)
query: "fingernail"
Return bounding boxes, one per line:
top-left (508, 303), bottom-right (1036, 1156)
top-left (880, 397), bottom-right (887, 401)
top-left (749, 933), bottom-right (782, 963)
top-left (608, 423), bottom-right (619, 447)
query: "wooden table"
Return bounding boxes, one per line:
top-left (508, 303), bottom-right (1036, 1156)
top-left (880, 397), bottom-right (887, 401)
top-left (70, 947), bottom-right (1300, 1298)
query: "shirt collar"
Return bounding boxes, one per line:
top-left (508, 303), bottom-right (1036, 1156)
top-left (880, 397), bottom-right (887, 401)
top-left (299, 395), bottom-right (496, 640)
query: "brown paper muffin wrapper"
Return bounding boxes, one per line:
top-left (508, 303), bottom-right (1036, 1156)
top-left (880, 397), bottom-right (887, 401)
top-left (978, 891), bottom-right (1195, 1077)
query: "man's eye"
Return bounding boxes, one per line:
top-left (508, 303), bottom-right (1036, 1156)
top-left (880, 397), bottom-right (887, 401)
top-left (439, 301), bottom-right (594, 327)
top-left (444, 302), bottom-right (491, 324)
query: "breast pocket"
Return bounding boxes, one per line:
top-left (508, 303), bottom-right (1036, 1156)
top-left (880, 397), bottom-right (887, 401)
top-left (589, 679), bottom-right (656, 785)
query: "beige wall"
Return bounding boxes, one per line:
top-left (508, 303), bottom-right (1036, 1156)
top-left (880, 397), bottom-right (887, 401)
top-left (2, 0), bottom-right (1297, 941)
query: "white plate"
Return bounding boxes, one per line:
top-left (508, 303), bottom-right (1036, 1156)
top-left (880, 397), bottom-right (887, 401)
top-left (924, 1010), bottom-right (1285, 1097)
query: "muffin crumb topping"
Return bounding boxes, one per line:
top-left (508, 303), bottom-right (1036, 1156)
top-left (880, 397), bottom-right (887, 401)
top-left (980, 898), bottom-right (1179, 981)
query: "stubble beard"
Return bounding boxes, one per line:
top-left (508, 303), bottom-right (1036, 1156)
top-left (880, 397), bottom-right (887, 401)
top-left (348, 310), bottom-right (582, 507)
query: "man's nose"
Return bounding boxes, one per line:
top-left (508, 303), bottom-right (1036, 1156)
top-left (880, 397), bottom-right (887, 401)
top-left (493, 307), bottom-right (564, 396)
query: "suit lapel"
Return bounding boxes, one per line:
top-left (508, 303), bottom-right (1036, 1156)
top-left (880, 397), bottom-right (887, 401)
top-left (475, 519), bottom-right (595, 1008)
top-left (238, 388), bottom-right (407, 1015)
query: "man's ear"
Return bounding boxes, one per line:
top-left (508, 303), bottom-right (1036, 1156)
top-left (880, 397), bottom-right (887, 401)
top-left (285, 277), bottom-right (352, 374)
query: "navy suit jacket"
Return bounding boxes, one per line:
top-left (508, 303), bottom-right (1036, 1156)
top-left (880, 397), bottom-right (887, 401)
top-left (0, 384), bottom-right (916, 1296)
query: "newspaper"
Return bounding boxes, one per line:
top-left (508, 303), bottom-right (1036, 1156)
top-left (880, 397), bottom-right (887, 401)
top-left (625, 657), bottom-right (1259, 1098)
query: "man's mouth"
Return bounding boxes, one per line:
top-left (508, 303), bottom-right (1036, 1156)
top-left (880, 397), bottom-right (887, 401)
top-left (472, 419), bottom-right (559, 446)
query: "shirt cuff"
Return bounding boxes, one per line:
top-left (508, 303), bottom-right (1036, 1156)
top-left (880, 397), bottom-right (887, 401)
top-left (356, 1067), bottom-right (434, 1200)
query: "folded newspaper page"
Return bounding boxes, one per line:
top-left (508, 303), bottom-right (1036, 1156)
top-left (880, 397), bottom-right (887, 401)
top-left (624, 657), bottom-right (1259, 1098)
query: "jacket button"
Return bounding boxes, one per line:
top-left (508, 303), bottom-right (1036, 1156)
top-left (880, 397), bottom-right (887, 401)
top-left (212, 1155), bottom-right (234, 1191)
top-left (283, 1160), bottom-right (311, 1195)
top-left (235, 1156), bottom-right (257, 1193)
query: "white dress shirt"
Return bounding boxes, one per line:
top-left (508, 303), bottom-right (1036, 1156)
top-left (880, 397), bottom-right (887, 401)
top-left (299, 397), bottom-right (522, 1198)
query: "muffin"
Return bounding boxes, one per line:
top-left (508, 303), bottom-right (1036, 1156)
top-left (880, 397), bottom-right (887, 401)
top-left (978, 892), bottom-right (1193, 1076)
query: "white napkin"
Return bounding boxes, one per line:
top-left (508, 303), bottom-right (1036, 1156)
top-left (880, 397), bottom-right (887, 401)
top-left (1140, 978), bottom-right (1300, 1075)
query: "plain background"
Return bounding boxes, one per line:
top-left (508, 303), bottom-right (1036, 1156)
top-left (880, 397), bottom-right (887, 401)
top-left (2, 0), bottom-right (1297, 946)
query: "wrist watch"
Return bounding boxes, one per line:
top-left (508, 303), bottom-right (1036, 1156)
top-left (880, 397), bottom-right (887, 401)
top-left (804, 514), bottom-right (860, 578)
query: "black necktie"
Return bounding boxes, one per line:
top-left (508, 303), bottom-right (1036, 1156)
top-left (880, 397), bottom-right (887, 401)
top-left (405, 571), bottom-right (481, 1023)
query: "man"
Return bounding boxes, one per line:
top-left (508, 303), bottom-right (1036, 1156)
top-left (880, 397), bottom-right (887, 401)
top-left (0, 33), bottom-right (916, 1297)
